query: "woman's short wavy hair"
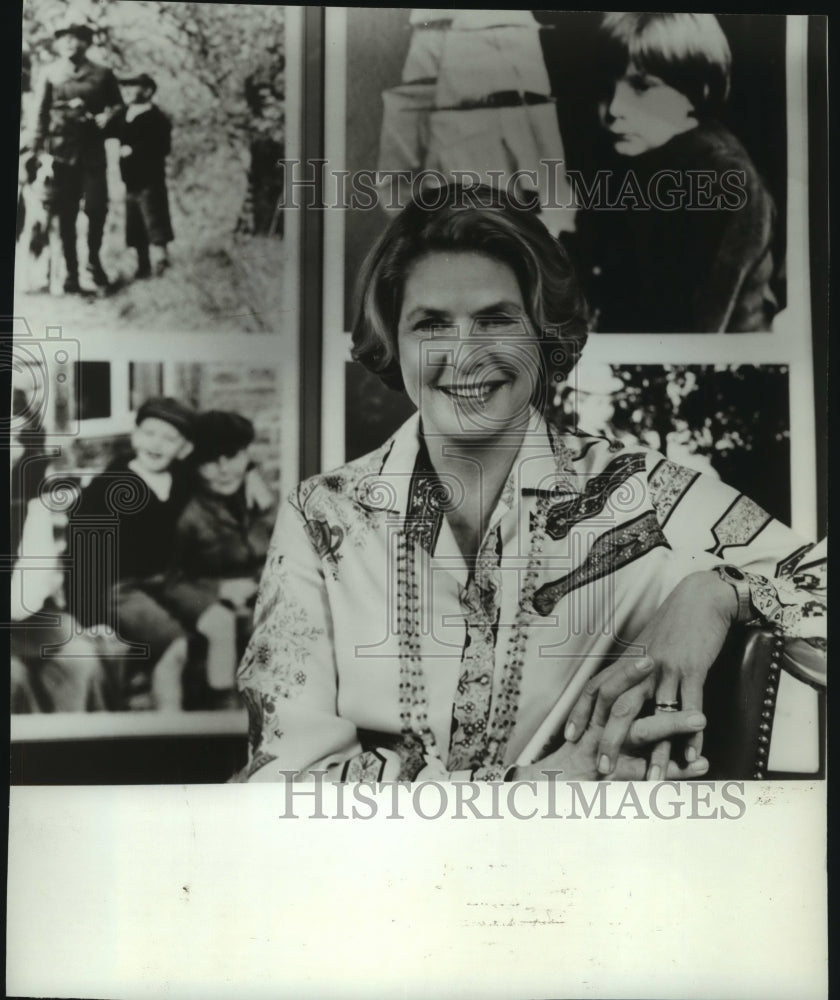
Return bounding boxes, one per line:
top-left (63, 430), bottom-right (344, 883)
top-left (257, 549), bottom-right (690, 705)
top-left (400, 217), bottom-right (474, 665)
top-left (350, 184), bottom-right (589, 406)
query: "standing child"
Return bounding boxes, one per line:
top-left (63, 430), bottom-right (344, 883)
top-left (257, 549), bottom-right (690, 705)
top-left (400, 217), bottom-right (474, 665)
top-left (110, 73), bottom-right (174, 278)
top-left (72, 397), bottom-right (196, 709)
top-left (573, 12), bottom-right (778, 333)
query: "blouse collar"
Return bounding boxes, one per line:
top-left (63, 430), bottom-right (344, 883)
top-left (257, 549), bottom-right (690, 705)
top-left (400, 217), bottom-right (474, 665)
top-left (372, 409), bottom-right (578, 556)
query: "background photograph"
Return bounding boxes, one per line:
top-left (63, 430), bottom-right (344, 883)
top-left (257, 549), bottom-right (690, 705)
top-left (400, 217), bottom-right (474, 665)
top-left (9, 336), bottom-right (290, 734)
top-left (341, 10), bottom-right (789, 334)
top-left (15, 0), bottom-right (296, 333)
top-left (328, 10), bottom-right (805, 478)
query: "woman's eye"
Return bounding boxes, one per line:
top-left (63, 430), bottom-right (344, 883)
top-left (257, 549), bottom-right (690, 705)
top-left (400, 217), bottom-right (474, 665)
top-left (474, 315), bottom-right (517, 332)
top-left (411, 319), bottom-right (454, 336)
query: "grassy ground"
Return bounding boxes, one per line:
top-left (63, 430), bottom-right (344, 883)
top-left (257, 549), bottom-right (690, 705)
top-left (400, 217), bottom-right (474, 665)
top-left (16, 231), bottom-right (292, 335)
top-left (15, 145), bottom-right (291, 334)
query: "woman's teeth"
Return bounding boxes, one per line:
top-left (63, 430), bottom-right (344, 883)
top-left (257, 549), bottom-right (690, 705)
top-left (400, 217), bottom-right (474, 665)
top-left (439, 382), bottom-right (503, 402)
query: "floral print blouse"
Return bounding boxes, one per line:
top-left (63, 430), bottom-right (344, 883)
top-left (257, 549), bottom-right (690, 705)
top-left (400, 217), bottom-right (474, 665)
top-left (236, 412), bottom-right (826, 782)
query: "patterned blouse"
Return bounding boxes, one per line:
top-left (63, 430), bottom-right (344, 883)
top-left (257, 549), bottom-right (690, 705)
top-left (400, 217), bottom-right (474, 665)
top-left (236, 412), bottom-right (826, 782)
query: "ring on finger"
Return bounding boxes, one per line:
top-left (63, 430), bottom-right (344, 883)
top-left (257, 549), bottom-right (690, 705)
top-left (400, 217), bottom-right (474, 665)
top-left (655, 700), bottom-right (680, 712)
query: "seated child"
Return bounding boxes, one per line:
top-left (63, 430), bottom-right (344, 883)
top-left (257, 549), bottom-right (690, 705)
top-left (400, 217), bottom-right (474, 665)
top-left (572, 12), bottom-right (777, 333)
top-left (162, 411), bottom-right (275, 710)
top-left (72, 396), bottom-right (196, 709)
top-left (110, 72), bottom-right (173, 278)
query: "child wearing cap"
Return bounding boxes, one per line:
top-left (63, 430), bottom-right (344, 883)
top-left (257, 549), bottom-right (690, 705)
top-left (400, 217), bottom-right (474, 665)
top-left (109, 73), bottom-right (173, 278)
top-left (162, 411), bottom-right (275, 710)
top-left (72, 396), bottom-right (196, 709)
top-left (574, 13), bottom-right (777, 333)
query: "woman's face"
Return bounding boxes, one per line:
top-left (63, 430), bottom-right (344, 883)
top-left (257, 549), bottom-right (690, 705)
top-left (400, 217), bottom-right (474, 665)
top-left (602, 65), bottom-right (696, 156)
top-left (198, 449), bottom-right (250, 496)
top-left (396, 252), bottom-right (541, 444)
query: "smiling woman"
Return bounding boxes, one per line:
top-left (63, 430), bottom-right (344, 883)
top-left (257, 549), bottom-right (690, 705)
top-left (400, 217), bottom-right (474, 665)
top-left (235, 183), bottom-right (825, 784)
top-left (398, 254), bottom-right (540, 432)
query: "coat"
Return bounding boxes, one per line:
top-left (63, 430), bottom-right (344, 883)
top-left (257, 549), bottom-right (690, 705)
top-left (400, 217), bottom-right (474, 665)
top-left (71, 457), bottom-right (194, 626)
top-left (572, 121), bottom-right (778, 333)
top-left (31, 57), bottom-right (123, 167)
top-left (162, 485), bottom-right (275, 628)
top-left (109, 104), bottom-right (172, 191)
top-left (109, 104), bottom-right (175, 245)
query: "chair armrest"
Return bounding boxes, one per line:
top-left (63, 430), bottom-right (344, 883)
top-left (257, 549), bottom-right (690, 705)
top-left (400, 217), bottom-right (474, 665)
top-left (704, 626), bottom-right (822, 780)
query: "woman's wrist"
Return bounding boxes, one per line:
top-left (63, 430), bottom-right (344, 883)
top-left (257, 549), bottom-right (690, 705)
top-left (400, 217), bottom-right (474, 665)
top-left (686, 569), bottom-right (740, 622)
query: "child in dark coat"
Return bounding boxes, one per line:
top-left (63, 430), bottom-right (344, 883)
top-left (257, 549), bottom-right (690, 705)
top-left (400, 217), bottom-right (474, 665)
top-left (111, 73), bottom-right (174, 278)
top-left (72, 397), bottom-right (196, 709)
top-left (571, 13), bottom-right (778, 333)
top-left (163, 411), bottom-right (275, 709)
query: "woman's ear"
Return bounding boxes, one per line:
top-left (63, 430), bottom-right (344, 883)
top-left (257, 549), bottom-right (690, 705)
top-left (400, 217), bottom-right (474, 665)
top-left (178, 440), bottom-right (194, 460)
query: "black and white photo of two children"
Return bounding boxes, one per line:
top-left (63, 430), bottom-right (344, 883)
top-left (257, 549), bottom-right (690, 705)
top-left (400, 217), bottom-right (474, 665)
top-left (9, 348), bottom-right (286, 718)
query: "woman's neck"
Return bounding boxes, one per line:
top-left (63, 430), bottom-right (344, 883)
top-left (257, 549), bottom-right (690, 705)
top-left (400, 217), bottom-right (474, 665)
top-left (423, 424), bottom-right (529, 561)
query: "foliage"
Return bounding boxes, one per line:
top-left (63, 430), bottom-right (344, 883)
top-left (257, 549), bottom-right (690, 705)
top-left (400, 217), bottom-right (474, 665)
top-left (607, 365), bottom-right (791, 520)
top-left (21, 0), bottom-right (285, 240)
top-left (19, 0), bottom-right (289, 329)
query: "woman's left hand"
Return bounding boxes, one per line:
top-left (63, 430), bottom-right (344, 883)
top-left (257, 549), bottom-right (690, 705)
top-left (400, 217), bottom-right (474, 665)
top-left (563, 570), bottom-right (739, 778)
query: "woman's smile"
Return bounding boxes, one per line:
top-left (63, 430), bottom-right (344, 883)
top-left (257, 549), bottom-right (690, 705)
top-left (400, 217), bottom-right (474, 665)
top-left (437, 379), bottom-right (508, 401)
top-left (397, 251), bottom-right (541, 441)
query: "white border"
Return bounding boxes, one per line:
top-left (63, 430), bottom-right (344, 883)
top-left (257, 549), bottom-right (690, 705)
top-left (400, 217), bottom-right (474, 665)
top-left (11, 708), bottom-right (247, 741)
top-left (781, 14), bottom-right (818, 539)
top-left (321, 5), bottom-right (350, 472)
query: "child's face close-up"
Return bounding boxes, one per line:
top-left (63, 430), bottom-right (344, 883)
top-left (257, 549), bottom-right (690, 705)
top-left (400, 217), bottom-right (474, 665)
top-left (123, 84), bottom-right (152, 105)
top-left (131, 417), bottom-right (190, 473)
top-left (54, 33), bottom-right (89, 61)
top-left (602, 65), bottom-right (697, 156)
top-left (198, 449), bottom-right (250, 496)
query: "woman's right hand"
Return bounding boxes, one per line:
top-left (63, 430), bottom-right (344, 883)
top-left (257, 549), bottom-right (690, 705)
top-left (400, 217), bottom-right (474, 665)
top-left (512, 709), bottom-right (710, 781)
